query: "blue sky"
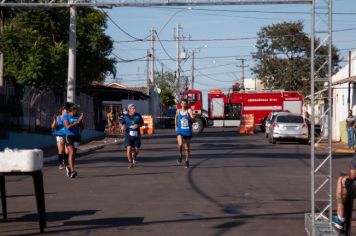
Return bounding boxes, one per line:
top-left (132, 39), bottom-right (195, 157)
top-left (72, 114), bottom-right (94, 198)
top-left (103, 0), bottom-right (356, 107)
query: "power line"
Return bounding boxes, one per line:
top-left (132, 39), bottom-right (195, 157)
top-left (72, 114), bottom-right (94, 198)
top-left (101, 10), bottom-right (150, 41)
top-left (195, 68), bottom-right (238, 82)
top-left (151, 6), bottom-right (356, 15)
top-left (114, 26), bottom-right (356, 44)
top-left (154, 32), bottom-right (177, 62)
top-left (112, 52), bottom-right (148, 62)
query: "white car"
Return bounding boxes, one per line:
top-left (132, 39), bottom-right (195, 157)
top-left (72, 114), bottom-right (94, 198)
top-left (268, 113), bottom-right (309, 144)
top-left (264, 111), bottom-right (289, 138)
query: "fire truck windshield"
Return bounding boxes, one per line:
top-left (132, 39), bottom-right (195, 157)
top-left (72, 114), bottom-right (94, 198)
top-left (180, 93), bottom-right (197, 107)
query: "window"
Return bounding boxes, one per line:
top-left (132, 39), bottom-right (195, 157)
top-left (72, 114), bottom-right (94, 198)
top-left (276, 115), bottom-right (304, 123)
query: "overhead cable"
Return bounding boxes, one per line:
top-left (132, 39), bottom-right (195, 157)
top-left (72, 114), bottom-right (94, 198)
top-left (154, 31), bottom-right (177, 62)
top-left (112, 52), bottom-right (147, 62)
top-left (101, 10), bottom-right (150, 41)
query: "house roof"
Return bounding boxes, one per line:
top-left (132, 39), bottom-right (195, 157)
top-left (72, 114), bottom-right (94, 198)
top-left (332, 75), bottom-right (356, 85)
top-left (87, 81), bottom-right (149, 101)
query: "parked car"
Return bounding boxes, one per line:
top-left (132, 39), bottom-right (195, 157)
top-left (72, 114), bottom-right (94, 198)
top-left (268, 113), bottom-right (309, 144)
top-left (264, 111), bottom-right (289, 138)
top-left (164, 108), bottom-right (177, 128)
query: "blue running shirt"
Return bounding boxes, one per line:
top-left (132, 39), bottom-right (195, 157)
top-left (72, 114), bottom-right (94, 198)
top-left (55, 116), bottom-right (65, 136)
top-left (176, 110), bottom-right (192, 136)
top-left (62, 113), bottom-right (82, 136)
top-left (121, 113), bottom-right (144, 137)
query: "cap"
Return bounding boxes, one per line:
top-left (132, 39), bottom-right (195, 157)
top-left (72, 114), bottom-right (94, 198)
top-left (70, 104), bottom-right (79, 110)
top-left (127, 104), bottom-right (135, 109)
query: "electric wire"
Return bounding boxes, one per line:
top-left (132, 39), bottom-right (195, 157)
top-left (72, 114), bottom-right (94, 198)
top-left (112, 52), bottom-right (148, 62)
top-left (101, 9), bottom-right (150, 41)
top-left (154, 31), bottom-right (177, 62)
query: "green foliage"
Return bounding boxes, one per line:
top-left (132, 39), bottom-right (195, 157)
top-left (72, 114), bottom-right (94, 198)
top-left (252, 21), bottom-right (340, 96)
top-left (156, 71), bottom-right (176, 107)
top-left (0, 8), bottom-right (116, 94)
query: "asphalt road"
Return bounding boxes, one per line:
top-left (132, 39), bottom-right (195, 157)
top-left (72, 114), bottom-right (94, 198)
top-left (0, 127), bottom-right (353, 236)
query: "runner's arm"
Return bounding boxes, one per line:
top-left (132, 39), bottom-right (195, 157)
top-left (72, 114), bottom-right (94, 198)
top-left (175, 110), bottom-right (179, 130)
top-left (188, 109), bottom-right (195, 122)
top-left (51, 116), bottom-right (57, 130)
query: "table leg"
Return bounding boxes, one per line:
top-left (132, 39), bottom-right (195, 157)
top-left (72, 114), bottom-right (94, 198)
top-left (0, 175), bottom-right (6, 220)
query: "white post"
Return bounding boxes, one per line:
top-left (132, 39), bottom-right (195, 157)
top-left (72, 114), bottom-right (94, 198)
top-left (176, 24), bottom-right (181, 95)
top-left (67, 4), bottom-right (77, 103)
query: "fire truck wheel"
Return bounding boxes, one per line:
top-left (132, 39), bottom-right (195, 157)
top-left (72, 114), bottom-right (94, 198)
top-left (192, 118), bottom-right (204, 133)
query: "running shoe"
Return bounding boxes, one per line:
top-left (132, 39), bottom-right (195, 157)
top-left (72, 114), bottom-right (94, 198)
top-left (128, 162), bottom-right (134, 169)
top-left (133, 157), bottom-right (137, 165)
top-left (332, 215), bottom-right (345, 230)
top-left (70, 171), bottom-right (78, 178)
top-left (58, 164), bottom-right (65, 170)
top-left (185, 160), bottom-right (190, 168)
top-left (66, 166), bottom-right (71, 177)
top-left (177, 156), bottom-right (182, 165)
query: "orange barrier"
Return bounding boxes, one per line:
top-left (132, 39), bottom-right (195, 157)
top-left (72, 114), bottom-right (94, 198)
top-left (239, 114), bottom-right (255, 134)
top-left (140, 115), bottom-right (154, 135)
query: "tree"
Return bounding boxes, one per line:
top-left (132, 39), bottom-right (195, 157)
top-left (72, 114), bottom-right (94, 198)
top-left (0, 8), bottom-right (117, 104)
top-left (156, 71), bottom-right (176, 107)
top-left (252, 21), bottom-right (340, 96)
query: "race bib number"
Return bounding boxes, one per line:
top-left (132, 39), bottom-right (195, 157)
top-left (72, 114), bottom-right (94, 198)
top-left (129, 130), bottom-right (138, 136)
top-left (180, 118), bottom-right (189, 128)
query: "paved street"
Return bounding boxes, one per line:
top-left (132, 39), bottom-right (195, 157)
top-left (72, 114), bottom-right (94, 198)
top-left (0, 128), bottom-right (352, 236)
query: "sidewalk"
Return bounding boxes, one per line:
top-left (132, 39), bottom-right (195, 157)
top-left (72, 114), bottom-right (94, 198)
top-left (43, 135), bottom-right (123, 163)
top-left (316, 140), bottom-right (354, 154)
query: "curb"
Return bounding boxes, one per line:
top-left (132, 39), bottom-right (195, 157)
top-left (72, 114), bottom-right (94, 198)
top-left (315, 143), bottom-right (354, 154)
top-left (44, 139), bottom-right (122, 164)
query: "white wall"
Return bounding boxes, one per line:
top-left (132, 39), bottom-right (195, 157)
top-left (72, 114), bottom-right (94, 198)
top-left (332, 51), bottom-right (356, 141)
top-left (122, 99), bottom-right (149, 115)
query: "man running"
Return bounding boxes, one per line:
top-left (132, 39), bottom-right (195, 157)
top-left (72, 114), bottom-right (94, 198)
top-left (175, 99), bottom-right (195, 168)
top-left (120, 104), bottom-right (144, 168)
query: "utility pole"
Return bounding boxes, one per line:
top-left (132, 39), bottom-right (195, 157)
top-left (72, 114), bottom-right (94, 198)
top-left (236, 58), bottom-right (247, 90)
top-left (175, 24), bottom-right (181, 96)
top-left (66, 2), bottom-right (77, 103)
top-left (348, 51), bottom-right (351, 111)
top-left (191, 50), bottom-right (195, 90)
top-left (146, 50), bottom-right (150, 96)
top-left (149, 28), bottom-right (155, 87)
top-left (161, 63), bottom-right (164, 80)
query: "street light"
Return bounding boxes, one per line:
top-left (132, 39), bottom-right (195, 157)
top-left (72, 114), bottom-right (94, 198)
top-left (190, 45), bottom-right (207, 90)
top-left (157, 7), bottom-right (191, 35)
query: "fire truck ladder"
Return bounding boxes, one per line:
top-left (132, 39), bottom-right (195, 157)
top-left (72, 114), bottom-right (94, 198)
top-left (0, 0), bottom-right (334, 235)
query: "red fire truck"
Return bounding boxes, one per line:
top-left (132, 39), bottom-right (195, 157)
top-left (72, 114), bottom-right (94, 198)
top-left (180, 83), bottom-right (304, 133)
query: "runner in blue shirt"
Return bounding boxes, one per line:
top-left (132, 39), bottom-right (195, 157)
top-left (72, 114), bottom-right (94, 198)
top-left (175, 99), bottom-right (195, 168)
top-left (51, 105), bottom-right (69, 170)
top-left (63, 104), bottom-right (84, 178)
top-left (120, 104), bottom-right (144, 168)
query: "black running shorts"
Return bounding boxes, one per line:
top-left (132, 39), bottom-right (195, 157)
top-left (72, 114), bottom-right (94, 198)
top-left (124, 135), bottom-right (141, 148)
top-left (65, 135), bottom-right (81, 148)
